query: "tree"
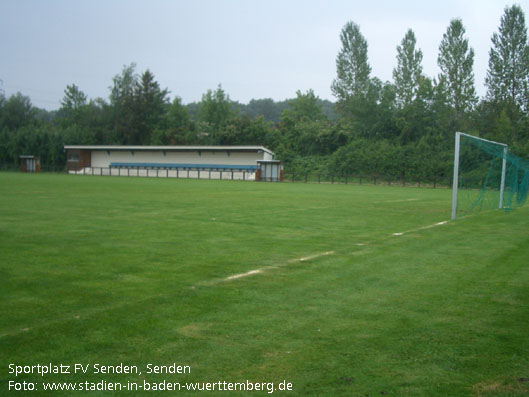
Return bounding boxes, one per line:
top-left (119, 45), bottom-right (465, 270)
top-left (0, 92), bottom-right (36, 131)
top-left (395, 76), bottom-right (433, 144)
top-left (278, 90), bottom-right (340, 156)
top-left (485, 5), bottom-right (529, 110)
top-left (61, 84), bottom-right (87, 111)
top-left (108, 64), bottom-right (169, 144)
top-left (198, 84), bottom-right (235, 140)
top-left (244, 98), bottom-right (284, 122)
top-left (109, 63), bottom-right (139, 144)
top-left (437, 18), bottom-right (477, 116)
top-left (331, 21), bottom-right (371, 106)
top-left (152, 97), bottom-right (194, 145)
top-left (393, 29), bottom-right (423, 107)
top-left (166, 97), bottom-right (192, 131)
top-left (135, 69), bottom-right (169, 144)
top-left (110, 64), bottom-right (137, 105)
top-left (58, 84), bottom-right (90, 131)
top-left (283, 89), bottom-right (327, 122)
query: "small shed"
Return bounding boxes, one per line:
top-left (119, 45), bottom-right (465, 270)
top-left (256, 160), bottom-right (283, 182)
top-left (19, 155), bottom-right (40, 173)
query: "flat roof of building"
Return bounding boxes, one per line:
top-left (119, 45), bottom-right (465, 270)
top-left (64, 145), bottom-right (274, 156)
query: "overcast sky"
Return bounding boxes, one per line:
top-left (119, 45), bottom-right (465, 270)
top-left (1, 0), bottom-right (528, 110)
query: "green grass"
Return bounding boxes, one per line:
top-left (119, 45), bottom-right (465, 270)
top-left (1, 172), bottom-right (528, 396)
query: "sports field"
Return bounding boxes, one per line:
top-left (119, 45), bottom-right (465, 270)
top-left (1, 172), bottom-right (528, 396)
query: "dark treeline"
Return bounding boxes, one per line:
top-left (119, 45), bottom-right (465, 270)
top-left (1, 5), bottom-right (528, 183)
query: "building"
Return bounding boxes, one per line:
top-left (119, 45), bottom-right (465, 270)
top-left (257, 160), bottom-right (284, 182)
top-left (19, 155), bottom-right (40, 173)
top-left (64, 145), bottom-right (282, 181)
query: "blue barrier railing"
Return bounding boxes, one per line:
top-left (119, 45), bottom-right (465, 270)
top-left (110, 162), bottom-right (258, 171)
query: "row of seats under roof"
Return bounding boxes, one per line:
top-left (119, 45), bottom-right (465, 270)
top-left (109, 162), bottom-right (258, 171)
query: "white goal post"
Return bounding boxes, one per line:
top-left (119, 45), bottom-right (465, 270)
top-left (451, 132), bottom-right (508, 220)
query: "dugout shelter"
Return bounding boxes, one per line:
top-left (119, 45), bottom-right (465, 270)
top-left (19, 155), bottom-right (40, 173)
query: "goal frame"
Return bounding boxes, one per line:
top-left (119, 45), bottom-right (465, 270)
top-left (451, 132), bottom-right (508, 220)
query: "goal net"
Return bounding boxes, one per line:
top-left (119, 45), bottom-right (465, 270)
top-left (451, 132), bottom-right (529, 220)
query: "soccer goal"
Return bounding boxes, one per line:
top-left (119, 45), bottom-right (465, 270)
top-left (451, 132), bottom-right (529, 220)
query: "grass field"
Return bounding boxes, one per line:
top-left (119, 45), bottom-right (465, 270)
top-left (1, 172), bottom-right (528, 396)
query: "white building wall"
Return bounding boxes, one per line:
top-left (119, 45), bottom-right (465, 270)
top-left (91, 150), bottom-right (266, 168)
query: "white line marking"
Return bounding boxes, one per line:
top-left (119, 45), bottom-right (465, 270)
top-left (197, 221), bottom-right (450, 288)
top-left (299, 251), bottom-right (334, 262)
top-left (375, 198), bottom-right (419, 203)
top-left (224, 269), bottom-right (261, 281)
top-left (392, 220), bottom-right (449, 236)
top-left (198, 251), bottom-right (336, 287)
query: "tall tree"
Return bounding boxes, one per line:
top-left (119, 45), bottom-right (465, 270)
top-left (438, 18), bottom-right (477, 117)
top-left (395, 76), bottom-right (434, 144)
top-left (393, 29), bottom-right (423, 107)
top-left (109, 63), bottom-right (139, 144)
top-left (485, 4), bottom-right (529, 110)
top-left (135, 69), bottom-right (169, 144)
top-left (331, 21), bottom-right (371, 105)
top-left (61, 84), bottom-right (87, 111)
top-left (198, 84), bottom-right (235, 138)
top-left (58, 84), bottom-right (90, 130)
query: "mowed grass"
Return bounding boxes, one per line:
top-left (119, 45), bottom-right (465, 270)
top-left (1, 172), bottom-right (528, 396)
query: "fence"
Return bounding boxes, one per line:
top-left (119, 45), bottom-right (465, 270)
top-left (0, 164), bottom-right (66, 173)
top-left (68, 166), bottom-right (256, 181)
top-left (1, 164), bottom-right (451, 188)
top-left (0, 163), bottom-right (255, 180)
top-left (283, 172), bottom-right (451, 188)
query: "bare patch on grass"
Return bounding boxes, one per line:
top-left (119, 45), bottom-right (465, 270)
top-left (178, 323), bottom-right (209, 339)
top-left (473, 379), bottom-right (528, 396)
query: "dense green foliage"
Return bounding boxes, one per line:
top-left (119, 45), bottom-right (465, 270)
top-left (1, 6), bottom-right (528, 180)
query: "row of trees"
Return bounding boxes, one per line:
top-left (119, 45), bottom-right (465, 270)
top-left (1, 5), bottom-right (528, 183)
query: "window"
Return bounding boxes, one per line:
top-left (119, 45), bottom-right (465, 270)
top-left (67, 150), bottom-right (80, 162)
